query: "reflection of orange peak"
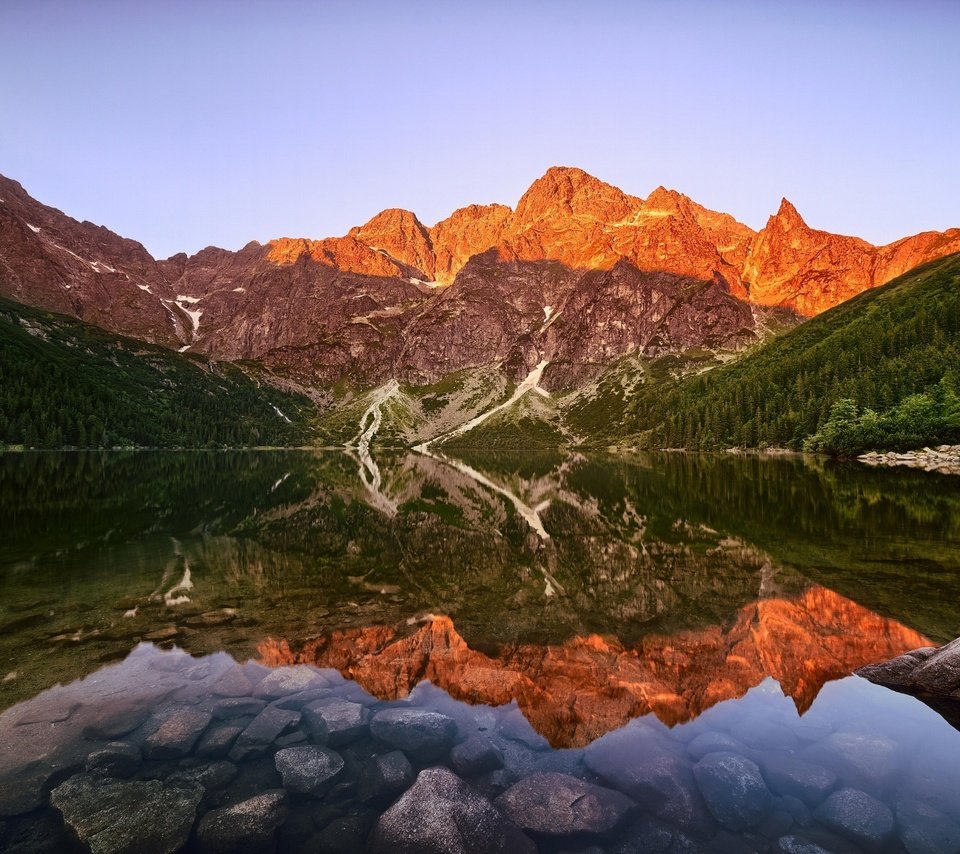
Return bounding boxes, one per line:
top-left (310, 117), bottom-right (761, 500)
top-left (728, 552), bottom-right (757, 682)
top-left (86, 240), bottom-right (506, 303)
top-left (257, 587), bottom-right (928, 748)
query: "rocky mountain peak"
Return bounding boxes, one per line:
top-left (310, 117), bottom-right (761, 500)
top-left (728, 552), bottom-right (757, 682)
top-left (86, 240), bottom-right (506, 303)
top-left (349, 207), bottom-right (435, 278)
top-left (770, 198), bottom-right (807, 231)
top-left (513, 166), bottom-right (640, 229)
top-left (641, 185), bottom-right (694, 218)
top-left (429, 203), bottom-right (513, 283)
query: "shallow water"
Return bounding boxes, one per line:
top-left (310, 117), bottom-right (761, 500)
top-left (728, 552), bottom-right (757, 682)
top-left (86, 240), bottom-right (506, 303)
top-left (1, 450), bottom-right (959, 852)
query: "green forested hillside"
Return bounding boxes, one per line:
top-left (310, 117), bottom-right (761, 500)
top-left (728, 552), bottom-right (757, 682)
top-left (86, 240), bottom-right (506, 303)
top-left (575, 253), bottom-right (960, 451)
top-left (0, 298), bottom-right (315, 448)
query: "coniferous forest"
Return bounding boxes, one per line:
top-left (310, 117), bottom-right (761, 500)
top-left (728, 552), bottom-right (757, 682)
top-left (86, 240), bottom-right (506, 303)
top-left (612, 253), bottom-right (960, 452)
top-left (0, 297), bottom-right (314, 449)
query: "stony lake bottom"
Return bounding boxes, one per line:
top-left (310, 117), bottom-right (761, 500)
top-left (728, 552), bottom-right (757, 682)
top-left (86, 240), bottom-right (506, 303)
top-left (1, 450), bottom-right (959, 854)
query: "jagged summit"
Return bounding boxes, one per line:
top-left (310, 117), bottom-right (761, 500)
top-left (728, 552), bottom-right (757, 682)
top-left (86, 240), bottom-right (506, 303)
top-left (1, 167), bottom-right (958, 390)
top-left (771, 197), bottom-right (807, 229)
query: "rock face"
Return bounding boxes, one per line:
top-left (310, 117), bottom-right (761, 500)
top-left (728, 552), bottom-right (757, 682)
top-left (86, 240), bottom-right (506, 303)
top-left (742, 198), bottom-right (960, 315)
top-left (367, 767), bottom-right (536, 854)
top-left (2, 167), bottom-right (956, 391)
top-left (858, 637), bottom-right (960, 731)
top-left (50, 773), bottom-right (203, 854)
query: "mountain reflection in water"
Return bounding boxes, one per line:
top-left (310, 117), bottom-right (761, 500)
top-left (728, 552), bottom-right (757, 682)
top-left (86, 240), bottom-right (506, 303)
top-left (258, 587), bottom-right (928, 748)
top-left (0, 448), bottom-right (957, 727)
top-left (2, 448), bottom-right (960, 851)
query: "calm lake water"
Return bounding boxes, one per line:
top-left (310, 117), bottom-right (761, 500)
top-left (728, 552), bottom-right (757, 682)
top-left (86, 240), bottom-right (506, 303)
top-left (1, 450), bottom-right (959, 852)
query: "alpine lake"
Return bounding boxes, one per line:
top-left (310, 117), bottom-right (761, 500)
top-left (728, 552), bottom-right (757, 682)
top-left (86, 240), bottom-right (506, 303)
top-left (1, 449), bottom-right (959, 853)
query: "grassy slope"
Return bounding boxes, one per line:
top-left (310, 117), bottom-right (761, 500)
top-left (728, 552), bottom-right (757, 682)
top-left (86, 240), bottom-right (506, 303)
top-left (0, 297), bottom-right (316, 448)
top-left (572, 253), bottom-right (960, 449)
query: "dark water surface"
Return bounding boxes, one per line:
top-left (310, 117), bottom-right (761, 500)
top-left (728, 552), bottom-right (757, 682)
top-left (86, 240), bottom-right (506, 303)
top-left (1, 450), bottom-right (959, 852)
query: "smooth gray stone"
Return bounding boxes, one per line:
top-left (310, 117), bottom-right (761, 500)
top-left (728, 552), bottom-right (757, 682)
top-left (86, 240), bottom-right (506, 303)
top-left (495, 771), bottom-right (635, 838)
top-left (761, 754), bottom-right (836, 807)
top-left (143, 708), bottom-right (212, 759)
top-left (585, 723), bottom-right (709, 833)
top-left (50, 773), bottom-right (203, 854)
top-left (302, 698), bottom-right (367, 747)
top-left (252, 667), bottom-right (328, 700)
top-left (687, 731), bottom-right (747, 761)
top-left (274, 729), bottom-right (309, 748)
top-left (693, 752), bottom-right (772, 831)
top-left (895, 795), bottom-right (960, 854)
top-left (211, 697), bottom-right (267, 720)
top-left (367, 767), bottom-right (535, 854)
top-left (450, 736), bottom-right (504, 777)
top-left (358, 750), bottom-right (414, 802)
top-left (196, 789), bottom-right (288, 854)
top-left (229, 707), bottom-right (300, 761)
top-left (195, 723), bottom-right (244, 758)
top-left (209, 666), bottom-right (253, 697)
top-left (274, 745), bottom-right (344, 797)
top-left (813, 788), bottom-right (894, 849)
top-left (369, 708), bottom-right (457, 761)
top-left (801, 732), bottom-right (897, 796)
top-left (85, 741), bottom-right (141, 778)
top-left (81, 705), bottom-right (151, 741)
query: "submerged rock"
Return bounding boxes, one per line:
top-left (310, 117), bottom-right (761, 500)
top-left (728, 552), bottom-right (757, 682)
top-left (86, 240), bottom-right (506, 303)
top-left (367, 766), bottom-right (535, 853)
top-left (85, 741), bottom-right (141, 779)
top-left (228, 707), bottom-right (300, 761)
top-left (761, 754), bottom-right (836, 807)
top-left (693, 752), bottom-right (772, 831)
top-left (81, 704), bottom-right (151, 741)
top-left (369, 708), bottom-right (458, 761)
top-left (0, 761), bottom-right (84, 817)
top-left (358, 750), bottom-right (414, 802)
top-left (302, 698), bottom-right (367, 747)
top-left (274, 745), bottom-right (344, 796)
top-left (895, 795), bottom-right (960, 854)
top-left (196, 789), bottom-right (288, 853)
top-left (211, 697), bottom-right (267, 720)
top-left (774, 836), bottom-right (833, 854)
top-left (813, 787), bottom-right (893, 849)
top-left (450, 736), bottom-right (505, 777)
top-left (50, 773), bottom-right (203, 854)
top-left (252, 666), bottom-right (328, 700)
top-left (195, 723), bottom-right (244, 758)
top-left (801, 732), bottom-right (896, 795)
top-left (584, 723), bottom-right (709, 832)
top-left (143, 708), bottom-right (212, 759)
top-left (166, 760), bottom-right (238, 791)
top-left (495, 771), bottom-right (635, 838)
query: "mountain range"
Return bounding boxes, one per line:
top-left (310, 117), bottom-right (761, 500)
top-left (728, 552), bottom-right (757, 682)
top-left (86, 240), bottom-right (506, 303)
top-left (1, 166), bottom-right (958, 449)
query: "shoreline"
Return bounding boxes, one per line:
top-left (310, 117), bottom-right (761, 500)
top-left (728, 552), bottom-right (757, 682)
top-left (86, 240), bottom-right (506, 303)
top-left (858, 445), bottom-right (960, 475)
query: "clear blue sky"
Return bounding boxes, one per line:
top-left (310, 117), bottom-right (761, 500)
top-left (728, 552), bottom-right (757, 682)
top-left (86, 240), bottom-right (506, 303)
top-left (2, 0), bottom-right (957, 259)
